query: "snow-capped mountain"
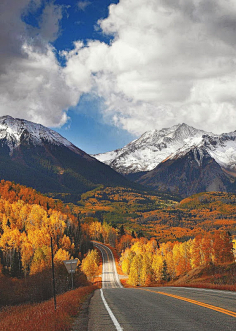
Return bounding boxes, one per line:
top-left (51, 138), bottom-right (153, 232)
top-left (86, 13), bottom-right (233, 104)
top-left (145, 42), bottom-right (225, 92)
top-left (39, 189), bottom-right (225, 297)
top-left (137, 146), bottom-right (232, 197)
top-left (0, 115), bottom-right (81, 156)
top-left (94, 123), bottom-right (212, 174)
top-left (0, 115), bottom-right (134, 198)
top-left (94, 123), bottom-right (236, 176)
top-left (94, 123), bottom-right (236, 197)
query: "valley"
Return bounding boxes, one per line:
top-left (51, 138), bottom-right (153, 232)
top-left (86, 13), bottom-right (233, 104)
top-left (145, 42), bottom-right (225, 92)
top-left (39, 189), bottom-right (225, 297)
top-left (2, 0), bottom-right (236, 329)
top-left (72, 186), bottom-right (236, 241)
top-left (0, 116), bottom-right (236, 330)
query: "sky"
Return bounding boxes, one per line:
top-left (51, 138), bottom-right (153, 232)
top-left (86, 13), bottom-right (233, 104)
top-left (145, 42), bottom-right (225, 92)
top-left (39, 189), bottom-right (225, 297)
top-left (1, 0), bottom-right (236, 154)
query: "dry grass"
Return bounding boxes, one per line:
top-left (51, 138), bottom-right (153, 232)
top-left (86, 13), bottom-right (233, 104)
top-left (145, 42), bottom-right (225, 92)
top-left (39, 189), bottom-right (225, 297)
top-left (168, 282), bottom-right (236, 291)
top-left (0, 285), bottom-right (98, 331)
top-left (165, 263), bottom-right (236, 291)
top-left (0, 265), bottom-right (89, 307)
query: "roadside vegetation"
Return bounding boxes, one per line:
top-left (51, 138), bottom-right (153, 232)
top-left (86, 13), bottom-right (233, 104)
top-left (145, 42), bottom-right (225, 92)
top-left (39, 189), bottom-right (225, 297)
top-left (0, 285), bottom-right (98, 331)
top-left (71, 217), bottom-right (236, 289)
top-left (0, 180), bottom-right (99, 330)
top-left (1, 180), bottom-right (236, 330)
top-left (118, 232), bottom-right (235, 286)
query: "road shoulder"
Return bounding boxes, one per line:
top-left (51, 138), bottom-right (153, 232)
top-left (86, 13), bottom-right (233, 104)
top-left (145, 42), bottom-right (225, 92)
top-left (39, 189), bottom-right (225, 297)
top-left (71, 291), bottom-right (95, 331)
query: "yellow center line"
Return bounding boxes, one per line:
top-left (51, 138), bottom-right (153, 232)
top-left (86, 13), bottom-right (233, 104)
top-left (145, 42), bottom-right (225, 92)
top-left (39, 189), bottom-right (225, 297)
top-left (138, 288), bottom-right (236, 318)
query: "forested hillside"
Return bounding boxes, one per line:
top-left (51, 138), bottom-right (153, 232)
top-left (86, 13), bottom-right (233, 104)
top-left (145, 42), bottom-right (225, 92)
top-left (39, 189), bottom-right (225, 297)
top-left (72, 217), bottom-right (236, 287)
top-left (72, 187), bottom-right (236, 241)
top-left (1, 180), bottom-right (236, 306)
top-left (0, 180), bottom-right (93, 307)
top-left (119, 233), bottom-right (235, 286)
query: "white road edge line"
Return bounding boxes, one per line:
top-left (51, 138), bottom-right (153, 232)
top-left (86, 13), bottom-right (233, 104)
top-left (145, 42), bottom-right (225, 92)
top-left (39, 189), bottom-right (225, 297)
top-left (100, 289), bottom-right (123, 331)
top-left (105, 245), bottom-right (123, 288)
top-left (99, 245), bottom-right (106, 288)
top-left (93, 243), bottom-right (106, 288)
top-left (94, 242), bottom-right (123, 289)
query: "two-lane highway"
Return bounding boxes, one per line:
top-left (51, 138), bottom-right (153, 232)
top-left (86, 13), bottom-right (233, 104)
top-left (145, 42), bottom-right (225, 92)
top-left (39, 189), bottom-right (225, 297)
top-left (93, 242), bottom-right (122, 289)
top-left (88, 243), bottom-right (236, 330)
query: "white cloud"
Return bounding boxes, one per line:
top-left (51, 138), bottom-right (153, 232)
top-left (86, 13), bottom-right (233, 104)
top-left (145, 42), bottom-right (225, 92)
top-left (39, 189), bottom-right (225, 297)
top-left (0, 0), bottom-right (81, 127)
top-left (62, 0), bottom-right (236, 134)
top-left (2, 0), bottom-right (236, 135)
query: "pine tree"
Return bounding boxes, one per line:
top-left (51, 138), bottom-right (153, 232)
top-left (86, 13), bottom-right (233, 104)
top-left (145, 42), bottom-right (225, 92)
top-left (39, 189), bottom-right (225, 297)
top-left (161, 260), bottom-right (170, 282)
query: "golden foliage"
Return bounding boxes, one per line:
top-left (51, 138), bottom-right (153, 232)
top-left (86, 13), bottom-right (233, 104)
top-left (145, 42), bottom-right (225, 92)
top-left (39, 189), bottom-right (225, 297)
top-left (120, 231), bottom-right (234, 286)
top-left (81, 250), bottom-right (99, 281)
top-left (0, 187), bottom-right (76, 276)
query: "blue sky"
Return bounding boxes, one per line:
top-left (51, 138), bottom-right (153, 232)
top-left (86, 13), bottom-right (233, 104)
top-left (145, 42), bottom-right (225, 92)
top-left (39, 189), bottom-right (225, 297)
top-left (51, 0), bottom-right (135, 154)
top-left (1, 1), bottom-right (236, 154)
top-left (24, 0), bottom-right (132, 154)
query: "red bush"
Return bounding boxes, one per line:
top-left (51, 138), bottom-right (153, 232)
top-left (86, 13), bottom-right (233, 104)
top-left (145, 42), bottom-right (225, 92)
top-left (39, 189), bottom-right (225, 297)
top-left (0, 285), bottom-right (98, 331)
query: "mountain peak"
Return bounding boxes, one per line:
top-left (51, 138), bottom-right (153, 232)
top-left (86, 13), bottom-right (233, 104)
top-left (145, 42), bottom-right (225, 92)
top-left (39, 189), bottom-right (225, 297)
top-left (0, 115), bottom-right (77, 155)
top-left (94, 123), bottom-right (208, 174)
top-left (0, 116), bottom-right (135, 198)
top-left (177, 122), bottom-right (188, 128)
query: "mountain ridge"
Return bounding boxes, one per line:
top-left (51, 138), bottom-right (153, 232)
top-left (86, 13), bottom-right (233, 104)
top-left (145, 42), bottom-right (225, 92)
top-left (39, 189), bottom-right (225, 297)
top-left (94, 123), bottom-right (213, 174)
top-left (0, 115), bottom-right (136, 200)
top-left (94, 123), bottom-right (236, 197)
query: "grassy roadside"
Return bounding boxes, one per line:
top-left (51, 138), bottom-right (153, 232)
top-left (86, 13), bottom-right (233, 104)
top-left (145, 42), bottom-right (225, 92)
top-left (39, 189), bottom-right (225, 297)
top-left (168, 263), bottom-right (236, 291)
top-left (0, 285), bottom-right (99, 331)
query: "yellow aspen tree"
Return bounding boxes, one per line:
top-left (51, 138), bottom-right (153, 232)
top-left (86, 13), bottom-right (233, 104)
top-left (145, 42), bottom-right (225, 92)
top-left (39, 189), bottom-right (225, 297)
top-left (21, 233), bottom-right (34, 276)
top-left (59, 235), bottom-right (72, 251)
top-left (81, 249), bottom-right (99, 281)
top-left (30, 245), bottom-right (51, 274)
top-left (190, 236), bottom-right (202, 269)
top-left (140, 252), bottom-right (153, 286)
top-left (152, 253), bottom-right (163, 282)
top-left (162, 242), bottom-right (175, 279)
top-left (200, 234), bottom-right (213, 265)
top-left (54, 248), bottom-right (70, 262)
top-left (120, 248), bottom-right (135, 275)
top-left (129, 254), bottom-right (142, 286)
top-left (172, 242), bottom-right (187, 276)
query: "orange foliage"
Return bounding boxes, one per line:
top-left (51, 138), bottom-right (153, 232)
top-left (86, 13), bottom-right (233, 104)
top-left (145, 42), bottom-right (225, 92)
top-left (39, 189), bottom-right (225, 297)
top-left (120, 231), bottom-right (235, 286)
top-left (0, 181), bottom-right (86, 278)
top-left (0, 285), bottom-right (98, 331)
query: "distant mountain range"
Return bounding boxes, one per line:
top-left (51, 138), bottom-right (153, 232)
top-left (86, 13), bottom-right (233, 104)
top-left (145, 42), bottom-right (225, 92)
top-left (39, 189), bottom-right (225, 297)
top-left (94, 123), bottom-right (236, 197)
top-left (1, 116), bottom-right (236, 199)
top-left (0, 115), bottom-right (134, 200)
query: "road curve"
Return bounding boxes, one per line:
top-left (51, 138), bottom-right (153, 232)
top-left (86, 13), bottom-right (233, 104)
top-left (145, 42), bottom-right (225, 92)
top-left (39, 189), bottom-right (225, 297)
top-left (93, 242), bottom-right (122, 289)
top-left (88, 243), bottom-right (236, 331)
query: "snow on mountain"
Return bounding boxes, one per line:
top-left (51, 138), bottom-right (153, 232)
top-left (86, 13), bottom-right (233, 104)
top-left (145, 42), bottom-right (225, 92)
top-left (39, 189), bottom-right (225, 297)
top-left (169, 131), bottom-right (236, 174)
top-left (0, 115), bottom-right (135, 197)
top-left (0, 115), bottom-right (80, 155)
top-left (94, 123), bottom-right (236, 176)
top-left (203, 132), bottom-right (236, 173)
top-left (94, 123), bottom-right (211, 174)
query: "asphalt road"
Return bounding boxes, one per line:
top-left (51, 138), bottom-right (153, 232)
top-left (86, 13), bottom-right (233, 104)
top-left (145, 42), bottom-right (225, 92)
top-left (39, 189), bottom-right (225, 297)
top-left (88, 243), bottom-right (236, 331)
top-left (93, 242), bottom-right (122, 289)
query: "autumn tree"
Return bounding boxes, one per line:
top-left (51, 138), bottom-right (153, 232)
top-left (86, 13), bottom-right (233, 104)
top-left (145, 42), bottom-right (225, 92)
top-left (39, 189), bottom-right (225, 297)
top-left (81, 249), bottom-right (99, 281)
